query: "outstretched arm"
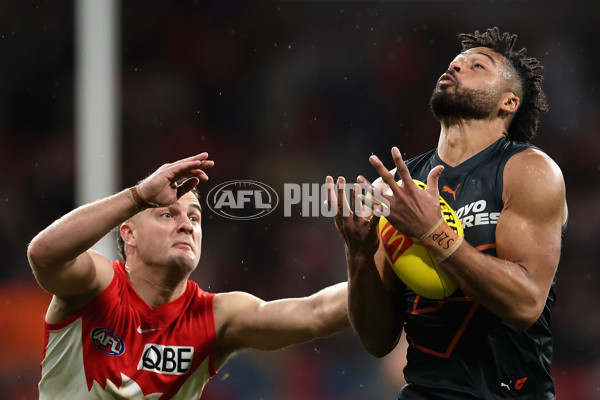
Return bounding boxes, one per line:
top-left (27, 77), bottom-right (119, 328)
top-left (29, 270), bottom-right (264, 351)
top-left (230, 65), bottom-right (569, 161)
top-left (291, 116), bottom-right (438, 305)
top-left (27, 153), bottom-right (213, 300)
top-left (213, 282), bottom-right (349, 369)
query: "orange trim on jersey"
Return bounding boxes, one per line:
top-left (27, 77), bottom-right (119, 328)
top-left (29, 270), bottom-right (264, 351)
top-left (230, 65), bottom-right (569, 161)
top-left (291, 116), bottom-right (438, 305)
top-left (405, 242), bottom-right (494, 358)
top-left (411, 295), bottom-right (473, 315)
top-left (475, 243), bottom-right (496, 251)
top-left (407, 302), bottom-right (479, 358)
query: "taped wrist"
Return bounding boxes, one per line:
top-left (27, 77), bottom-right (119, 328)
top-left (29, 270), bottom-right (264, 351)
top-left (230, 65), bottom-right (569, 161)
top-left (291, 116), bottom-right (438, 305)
top-left (128, 185), bottom-right (160, 211)
top-left (418, 218), bottom-right (464, 264)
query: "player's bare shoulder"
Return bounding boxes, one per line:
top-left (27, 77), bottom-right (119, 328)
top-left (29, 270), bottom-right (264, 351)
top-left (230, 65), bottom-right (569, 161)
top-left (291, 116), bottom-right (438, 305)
top-left (212, 291), bottom-right (262, 333)
top-left (503, 147), bottom-right (567, 223)
top-left (508, 147), bottom-right (563, 180)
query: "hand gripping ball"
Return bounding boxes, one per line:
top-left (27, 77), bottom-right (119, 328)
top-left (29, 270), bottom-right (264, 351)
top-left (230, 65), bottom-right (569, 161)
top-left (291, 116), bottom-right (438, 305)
top-left (378, 180), bottom-right (464, 299)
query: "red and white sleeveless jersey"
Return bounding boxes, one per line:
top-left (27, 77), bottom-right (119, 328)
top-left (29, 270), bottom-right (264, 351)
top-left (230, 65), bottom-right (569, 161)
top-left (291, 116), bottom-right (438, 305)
top-left (39, 261), bottom-right (217, 399)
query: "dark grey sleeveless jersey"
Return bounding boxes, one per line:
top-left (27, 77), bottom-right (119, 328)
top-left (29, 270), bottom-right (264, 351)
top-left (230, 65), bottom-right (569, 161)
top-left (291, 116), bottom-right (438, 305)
top-left (396, 139), bottom-right (557, 400)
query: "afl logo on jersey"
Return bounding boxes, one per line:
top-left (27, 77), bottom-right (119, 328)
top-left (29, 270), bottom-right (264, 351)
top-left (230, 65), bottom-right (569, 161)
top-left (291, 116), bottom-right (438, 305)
top-left (91, 327), bottom-right (125, 356)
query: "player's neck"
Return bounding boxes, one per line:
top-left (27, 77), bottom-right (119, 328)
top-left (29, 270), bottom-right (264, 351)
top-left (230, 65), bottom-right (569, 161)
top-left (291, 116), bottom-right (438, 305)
top-left (125, 262), bottom-right (189, 308)
top-left (436, 118), bottom-right (506, 166)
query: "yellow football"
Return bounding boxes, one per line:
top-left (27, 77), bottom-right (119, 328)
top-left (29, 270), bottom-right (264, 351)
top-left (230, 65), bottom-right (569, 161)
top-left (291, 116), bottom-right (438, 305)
top-left (378, 180), bottom-right (464, 299)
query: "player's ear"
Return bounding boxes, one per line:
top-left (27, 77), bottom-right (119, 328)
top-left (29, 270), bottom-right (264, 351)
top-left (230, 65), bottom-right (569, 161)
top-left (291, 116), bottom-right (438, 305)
top-left (120, 222), bottom-right (136, 247)
top-left (500, 93), bottom-right (520, 115)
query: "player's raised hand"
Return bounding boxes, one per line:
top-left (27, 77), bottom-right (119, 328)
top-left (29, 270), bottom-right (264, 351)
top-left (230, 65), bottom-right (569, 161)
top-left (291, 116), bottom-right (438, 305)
top-left (136, 153), bottom-right (214, 207)
top-left (326, 175), bottom-right (380, 258)
top-left (368, 147), bottom-right (443, 238)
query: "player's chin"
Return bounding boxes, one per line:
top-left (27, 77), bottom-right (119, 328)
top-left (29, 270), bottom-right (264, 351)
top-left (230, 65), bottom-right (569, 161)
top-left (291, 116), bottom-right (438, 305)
top-left (436, 83), bottom-right (454, 92)
top-left (168, 253), bottom-right (200, 273)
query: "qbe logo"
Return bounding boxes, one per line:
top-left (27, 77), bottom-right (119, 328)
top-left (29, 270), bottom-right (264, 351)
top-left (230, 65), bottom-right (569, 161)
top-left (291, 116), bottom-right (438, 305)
top-left (137, 344), bottom-right (194, 375)
top-left (206, 180), bottom-right (279, 220)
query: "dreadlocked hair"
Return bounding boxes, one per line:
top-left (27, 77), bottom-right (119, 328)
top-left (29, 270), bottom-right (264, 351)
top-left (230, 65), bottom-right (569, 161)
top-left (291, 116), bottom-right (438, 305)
top-left (458, 27), bottom-right (548, 143)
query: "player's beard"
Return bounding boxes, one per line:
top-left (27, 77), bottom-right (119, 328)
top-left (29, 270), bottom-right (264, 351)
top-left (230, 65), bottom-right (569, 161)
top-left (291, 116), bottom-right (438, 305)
top-left (429, 84), bottom-right (500, 121)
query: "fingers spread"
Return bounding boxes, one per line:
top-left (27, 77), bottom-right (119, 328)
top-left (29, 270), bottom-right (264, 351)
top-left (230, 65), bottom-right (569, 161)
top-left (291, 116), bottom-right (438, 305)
top-left (336, 177), bottom-right (352, 219)
top-left (391, 147), bottom-right (415, 191)
top-left (369, 154), bottom-right (401, 197)
top-left (325, 176), bottom-right (337, 211)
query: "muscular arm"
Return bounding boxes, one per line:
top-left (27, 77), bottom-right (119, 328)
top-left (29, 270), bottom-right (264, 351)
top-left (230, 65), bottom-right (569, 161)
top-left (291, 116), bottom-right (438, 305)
top-left (346, 242), bottom-right (404, 358)
top-left (27, 189), bottom-right (136, 298)
top-left (213, 282), bottom-right (349, 369)
top-left (435, 149), bottom-right (567, 330)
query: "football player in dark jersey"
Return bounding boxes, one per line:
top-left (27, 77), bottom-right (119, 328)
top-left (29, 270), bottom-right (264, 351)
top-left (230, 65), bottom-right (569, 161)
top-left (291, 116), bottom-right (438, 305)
top-left (329, 27), bottom-right (567, 399)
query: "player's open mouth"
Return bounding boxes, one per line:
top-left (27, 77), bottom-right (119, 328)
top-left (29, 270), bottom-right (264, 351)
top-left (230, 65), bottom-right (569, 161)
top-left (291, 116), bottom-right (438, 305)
top-left (438, 73), bottom-right (455, 85)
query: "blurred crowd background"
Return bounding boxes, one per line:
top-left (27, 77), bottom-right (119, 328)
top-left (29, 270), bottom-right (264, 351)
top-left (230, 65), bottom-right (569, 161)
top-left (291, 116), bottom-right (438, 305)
top-left (1, 1), bottom-right (599, 399)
